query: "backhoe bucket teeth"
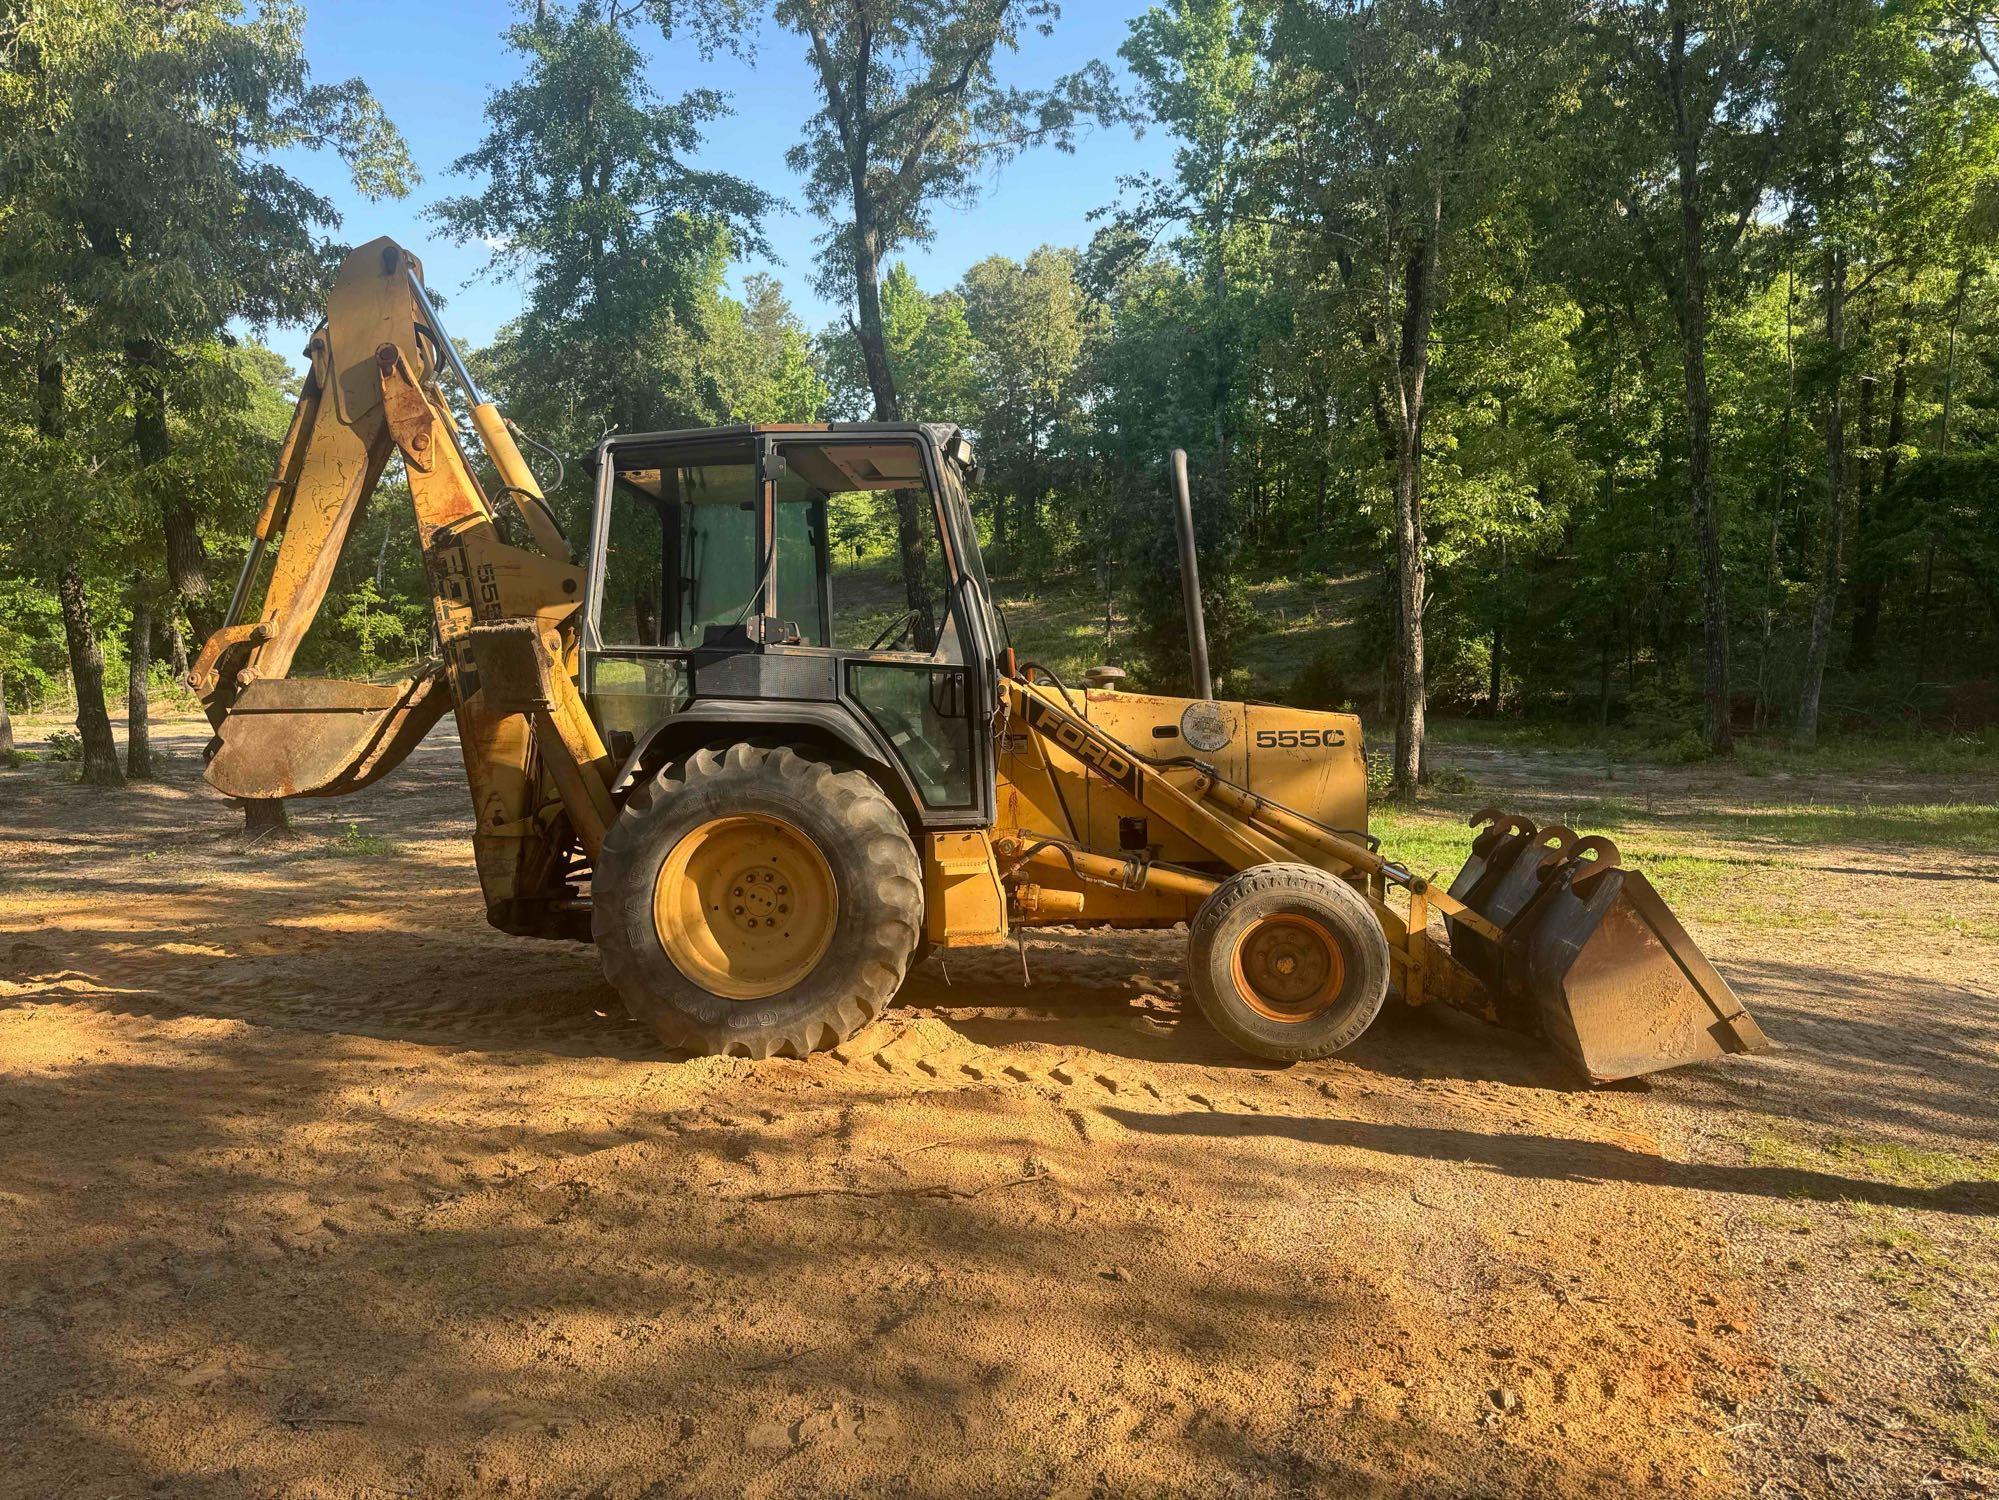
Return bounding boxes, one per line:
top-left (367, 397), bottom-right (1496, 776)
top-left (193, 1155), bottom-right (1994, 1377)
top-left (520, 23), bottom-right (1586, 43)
top-left (203, 666), bottom-right (450, 801)
top-left (1444, 812), bottom-right (1771, 1083)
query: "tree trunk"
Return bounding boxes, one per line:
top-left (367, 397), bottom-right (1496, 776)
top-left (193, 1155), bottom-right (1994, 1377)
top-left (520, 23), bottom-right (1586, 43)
top-left (1848, 316), bottom-right (1907, 669)
top-left (242, 799), bottom-right (291, 839)
top-left (128, 339), bottom-right (217, 641)
top-left (1392, 429), bottom-right (1427, 796)
top-left (0, 669), bottom-right (14, 757)
top-left (1667, 17), bottom-right (1733, 754)
top-left (1389, 193), bottom-right (1442, 800)
top-left (851, 218), bottom-right (934, 651)
top-left (57, 562), bottom-right (124, 786)
top-left (1597, 627), bottom-right (1613, 729)
top-left (126, 579), bottom-right (152, 780)
top-left (853, 225), bottom-right (900, 423)
top-left (1488, 621), bottom-right (1503, 717)
top-left (1794, 248), bottom-right (1848, 748)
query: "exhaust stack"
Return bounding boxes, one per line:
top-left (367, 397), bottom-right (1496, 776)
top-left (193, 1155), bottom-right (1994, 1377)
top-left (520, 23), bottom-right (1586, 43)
top-left (1169, 448), bottom-right (1213, 700)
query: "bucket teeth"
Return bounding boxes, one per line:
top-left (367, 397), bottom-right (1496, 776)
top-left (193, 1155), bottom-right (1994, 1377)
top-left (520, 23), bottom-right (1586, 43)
top-left (1442, 809), bottom-right (1770, 1084)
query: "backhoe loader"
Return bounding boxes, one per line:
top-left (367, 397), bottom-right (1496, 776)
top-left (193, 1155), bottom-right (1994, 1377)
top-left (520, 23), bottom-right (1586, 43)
top-left (191, 237), bottom-right (1770, 1081)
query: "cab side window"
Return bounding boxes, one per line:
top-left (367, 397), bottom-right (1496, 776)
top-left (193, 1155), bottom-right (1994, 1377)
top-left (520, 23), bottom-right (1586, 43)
top-left (773, 439), bottom-right (960, 661)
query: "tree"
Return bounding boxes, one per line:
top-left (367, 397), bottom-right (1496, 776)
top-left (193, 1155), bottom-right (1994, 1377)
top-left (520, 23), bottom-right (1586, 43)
top-left (0, 316), bottom-right (126, 783)
top-left (1573, 1), bottom-right (1796, 753)
top-left (434, 0), bottom-right (771, 518)
top-left (0, 0), bottom-right (412, 639)
top-left (712, 274), bottom-right (830, 423)
top-left (778, 0), bottom-right (1112, 636)
top-left (1, 0), bottom-right (412, 825)
top-left (959, 246), bottom-right (1090, 557)
top-left (1213, 0), bottom-right (1573, 793)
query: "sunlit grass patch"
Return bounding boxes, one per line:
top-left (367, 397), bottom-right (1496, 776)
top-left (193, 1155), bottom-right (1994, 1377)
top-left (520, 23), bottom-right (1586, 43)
top-left (293, 822), bottom-right (400, 860)
top-left (1367, 806), bottom-right (1475, 879)
top-left (1743, 1120), bottom-right (1997, 1190)
top-left (1946, 1390), bottom-right (1999, 1466)
top-left (1700, 801), bottom-right (1999, 851)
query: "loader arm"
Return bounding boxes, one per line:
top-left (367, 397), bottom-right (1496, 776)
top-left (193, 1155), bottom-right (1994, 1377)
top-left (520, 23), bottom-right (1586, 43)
top-left (192, 237), bottom-right (615, 939)
top-left (996, 676), bottom-right (1766, 1082)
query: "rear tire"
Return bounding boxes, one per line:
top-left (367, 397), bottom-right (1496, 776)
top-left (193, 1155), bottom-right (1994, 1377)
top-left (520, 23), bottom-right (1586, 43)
top-left (594, 744), bottom-right (922, 1059)
top-left (1186, 862), bottom-right (1391, 1062)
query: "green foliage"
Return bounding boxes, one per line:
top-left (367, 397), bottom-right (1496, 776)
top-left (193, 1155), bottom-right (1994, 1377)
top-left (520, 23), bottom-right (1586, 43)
top-left (42, 729), bottom-right (80, 762)
top-left (821, 265), bottom-right (977, 420)
top-left (711, 275), bottom-right (829, 424)
top-left (294, 822), bottom-right (400, 860)
top-left (433, 0), bottom-right (773, 520)
top-left (330, 578), bottom-right (427, 678)
top-left (0, 579), bottom-right (65, 709)
top-left (776, 0), bottom-right (1117, 304)
top-left (6, 0), bottom-right (1999, 792)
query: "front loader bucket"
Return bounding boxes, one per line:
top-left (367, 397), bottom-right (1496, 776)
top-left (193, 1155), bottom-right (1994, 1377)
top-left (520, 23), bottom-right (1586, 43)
top-left (1446, 815), bottom-right (1578, 1021)
top-left (1445, 814), bottom-right (1771, 1083)
top-left (204, 666), bottom-right (450, 801)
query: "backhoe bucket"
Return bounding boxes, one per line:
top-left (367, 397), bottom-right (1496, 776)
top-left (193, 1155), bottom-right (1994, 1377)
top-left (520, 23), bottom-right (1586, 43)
top-left (1445, 813), bottom-right (1771, 1083)
top-left (203, 667), bottom-right (450, 801)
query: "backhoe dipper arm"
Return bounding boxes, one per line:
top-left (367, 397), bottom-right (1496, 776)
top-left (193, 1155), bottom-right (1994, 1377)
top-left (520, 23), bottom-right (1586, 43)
top-left (191, 236), bottom-right (615, 939)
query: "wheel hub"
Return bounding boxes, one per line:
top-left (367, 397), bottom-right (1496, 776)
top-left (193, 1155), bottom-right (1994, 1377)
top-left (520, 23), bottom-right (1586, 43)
top-left (653, 815), bottom-right (838, 1001)
top-left (1231, 914), bottom-right (1343, 1021)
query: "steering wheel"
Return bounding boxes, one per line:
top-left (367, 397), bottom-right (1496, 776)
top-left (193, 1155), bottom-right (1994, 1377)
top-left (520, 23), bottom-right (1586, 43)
top-left (868, 609), bottom-right (923, 652)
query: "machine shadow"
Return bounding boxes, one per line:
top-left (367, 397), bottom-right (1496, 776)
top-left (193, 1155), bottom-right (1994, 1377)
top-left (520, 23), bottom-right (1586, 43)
top-left (0, 1042), bottom-right (1682, 1498)
top-left (1105, 1109), bottom-right (1999, 1216)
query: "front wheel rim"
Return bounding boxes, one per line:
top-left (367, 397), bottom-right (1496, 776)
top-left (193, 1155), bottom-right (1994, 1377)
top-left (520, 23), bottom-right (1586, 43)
top-left (1229, 913), bottom-right (1344, 1022)
top-left (653, 814), bottom-right (839, 1000)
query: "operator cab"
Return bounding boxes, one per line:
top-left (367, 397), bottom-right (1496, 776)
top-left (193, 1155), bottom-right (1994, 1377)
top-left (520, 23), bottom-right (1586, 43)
top-left (582, 423), bottom-right (1001, 830)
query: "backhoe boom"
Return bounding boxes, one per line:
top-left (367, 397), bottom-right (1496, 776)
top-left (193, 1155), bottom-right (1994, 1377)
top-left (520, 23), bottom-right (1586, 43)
top-left (191, 237), bottom-right (611, 939)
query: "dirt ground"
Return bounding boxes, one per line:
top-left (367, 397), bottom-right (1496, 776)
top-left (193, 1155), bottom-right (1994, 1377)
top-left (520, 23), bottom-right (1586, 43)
top-left (2, 716), bottom-right (1995, 1498)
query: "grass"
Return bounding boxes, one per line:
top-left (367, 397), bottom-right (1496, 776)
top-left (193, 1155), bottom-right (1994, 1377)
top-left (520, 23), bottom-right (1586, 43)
top-left (1946, 1389), bottom-right (1999, 1465)
top-left (1428, 715), bottom-right (1999, 774)
top-left (1697, 800), bottom-right (1999, 852)
top-left (1366, 796), bottom-right (1810, 926)
top-left (293, 822), bottom-right (400, 860)
top-left (1742, 1121), bottom-right (1997, 1191)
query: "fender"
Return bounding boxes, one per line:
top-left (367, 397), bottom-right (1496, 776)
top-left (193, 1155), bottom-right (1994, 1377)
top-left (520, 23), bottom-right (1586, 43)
top-left (611, 700), bottom-right (924, 827)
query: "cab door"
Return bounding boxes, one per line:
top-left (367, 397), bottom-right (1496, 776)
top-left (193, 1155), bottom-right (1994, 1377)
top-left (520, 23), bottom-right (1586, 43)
top-left (765, 433), bottom-right (995, 829)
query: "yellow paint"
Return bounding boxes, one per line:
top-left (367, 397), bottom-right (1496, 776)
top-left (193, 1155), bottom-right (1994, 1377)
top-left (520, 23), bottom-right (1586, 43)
top-left (923, 831), bottom-right (1009, 948)
top-left (653, 816), bottom-right (838, 999)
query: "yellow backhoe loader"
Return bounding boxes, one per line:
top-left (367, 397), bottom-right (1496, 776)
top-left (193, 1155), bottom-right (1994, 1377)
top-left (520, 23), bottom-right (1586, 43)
top-left (191, 237), bottom-right (1770, 1082)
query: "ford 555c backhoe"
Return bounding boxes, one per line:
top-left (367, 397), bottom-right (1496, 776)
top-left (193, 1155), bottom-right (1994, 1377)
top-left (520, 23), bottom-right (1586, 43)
top-left (191, 237), bottom-right (1769, 1082)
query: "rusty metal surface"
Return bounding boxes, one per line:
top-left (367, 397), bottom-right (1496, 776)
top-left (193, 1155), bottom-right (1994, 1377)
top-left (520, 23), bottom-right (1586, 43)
top-left (203, 669), bottom-right (449, 800)
top-left (1521, 867), bottom-right (1771, 1083)
top-left (1442, 807), bottom-right (1771, 1083)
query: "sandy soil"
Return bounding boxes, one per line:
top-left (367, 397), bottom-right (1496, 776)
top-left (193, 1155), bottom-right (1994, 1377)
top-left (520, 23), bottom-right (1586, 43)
top-left (2, 718), bottom-right (1994, 1498)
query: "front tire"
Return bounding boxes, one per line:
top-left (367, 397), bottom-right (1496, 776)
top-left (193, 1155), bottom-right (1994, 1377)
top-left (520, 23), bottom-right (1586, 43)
top-left (1186, 863), bottom-right (1391, 1062)
top-left (594, 744), bottom-right (922, 1059)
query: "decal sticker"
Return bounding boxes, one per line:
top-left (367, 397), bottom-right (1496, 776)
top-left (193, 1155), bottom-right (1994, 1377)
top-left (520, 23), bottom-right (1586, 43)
top-left (1254, 727), bottom-right (1346, 750)
top-left (1022, 695), bottom-right (1143, 799)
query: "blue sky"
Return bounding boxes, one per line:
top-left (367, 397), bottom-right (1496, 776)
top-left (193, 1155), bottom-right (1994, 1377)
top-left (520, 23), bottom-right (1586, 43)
top-left (263, 1), bottom-right (1174, 361)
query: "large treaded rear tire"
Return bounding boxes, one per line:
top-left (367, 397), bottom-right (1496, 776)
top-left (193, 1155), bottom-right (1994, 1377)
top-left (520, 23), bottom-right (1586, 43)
top-left (1187, 862), bottom-right (1391, 1063)
top-left (593, 744), bottom-right (922, 1059)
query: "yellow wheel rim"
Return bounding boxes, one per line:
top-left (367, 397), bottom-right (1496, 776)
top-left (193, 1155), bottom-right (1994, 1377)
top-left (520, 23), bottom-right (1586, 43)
top-left (653, 815), bottom-right (839, 1001)
top-left (1229, 914), bottom-right (1343, 1022)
